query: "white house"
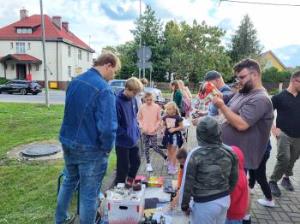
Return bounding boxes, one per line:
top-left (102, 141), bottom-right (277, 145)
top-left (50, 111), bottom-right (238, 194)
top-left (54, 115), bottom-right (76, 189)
top-left (0, 9), bottom-right (94, 89)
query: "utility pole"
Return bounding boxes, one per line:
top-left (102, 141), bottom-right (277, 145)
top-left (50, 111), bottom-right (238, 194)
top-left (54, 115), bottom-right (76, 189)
top-left (40, 0), bottom-right (49, 107)
top-left (138, 0), bottom-right (142, 79)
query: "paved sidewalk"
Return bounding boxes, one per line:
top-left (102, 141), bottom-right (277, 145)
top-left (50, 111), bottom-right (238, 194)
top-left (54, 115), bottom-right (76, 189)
top-left (136, 125), bottom-right (300, 224)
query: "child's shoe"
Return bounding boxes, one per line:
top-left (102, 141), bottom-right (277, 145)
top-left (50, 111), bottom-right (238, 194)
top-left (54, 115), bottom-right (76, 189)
top-left (132, 180), bottom-right (142, 191)
top-left (125, 177), bottom-right (134, 188)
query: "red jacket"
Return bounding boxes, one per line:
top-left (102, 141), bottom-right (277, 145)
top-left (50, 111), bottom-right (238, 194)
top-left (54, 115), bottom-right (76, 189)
top-left (227, 146), bottom-right (249, 220)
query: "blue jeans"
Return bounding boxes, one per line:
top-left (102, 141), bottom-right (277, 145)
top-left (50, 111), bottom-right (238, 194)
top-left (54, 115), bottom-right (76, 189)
top-left (55, 146), bottom-right (109, 224)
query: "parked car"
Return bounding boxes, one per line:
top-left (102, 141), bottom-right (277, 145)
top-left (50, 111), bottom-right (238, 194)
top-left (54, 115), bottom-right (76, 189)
top-left (0, 80), bottom-right (42, 95)
top-left (109, 79), bottom-right (164, 102)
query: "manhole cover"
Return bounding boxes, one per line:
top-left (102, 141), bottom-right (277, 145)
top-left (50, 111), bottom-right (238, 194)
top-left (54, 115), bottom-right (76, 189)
top-left (21, 144), bottom-right (61, 157)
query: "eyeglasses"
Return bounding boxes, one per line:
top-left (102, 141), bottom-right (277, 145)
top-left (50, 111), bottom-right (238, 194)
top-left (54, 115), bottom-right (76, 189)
top-left (235, 72), bottom-right (253, 82)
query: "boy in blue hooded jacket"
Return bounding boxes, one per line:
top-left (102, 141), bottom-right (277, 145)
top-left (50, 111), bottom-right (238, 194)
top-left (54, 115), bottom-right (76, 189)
top-left (115, 77), bottom-right (144, 187)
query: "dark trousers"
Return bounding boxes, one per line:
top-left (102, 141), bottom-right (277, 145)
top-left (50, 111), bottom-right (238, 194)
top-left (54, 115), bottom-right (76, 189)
top-left (115, 145), bottom-right (141, 185)
top-left (249, 151), bottom-right (272, 200)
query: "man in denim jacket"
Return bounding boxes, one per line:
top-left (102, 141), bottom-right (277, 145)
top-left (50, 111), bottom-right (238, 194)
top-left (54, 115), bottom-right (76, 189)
top-left (55, 52), bottom-right (121, 224)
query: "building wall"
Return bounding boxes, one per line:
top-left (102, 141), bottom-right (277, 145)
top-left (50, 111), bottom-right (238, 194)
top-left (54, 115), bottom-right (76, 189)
top-left (61, 43), bottom-right (92, 81)
top-left (261, 52), bottom-right (285, 71)
top-left (0, 40), bottom-right (93, 84)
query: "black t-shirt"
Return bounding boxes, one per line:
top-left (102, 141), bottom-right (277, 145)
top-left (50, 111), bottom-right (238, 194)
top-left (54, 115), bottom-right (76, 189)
top-left (272, 90), bottom-right (300, 138)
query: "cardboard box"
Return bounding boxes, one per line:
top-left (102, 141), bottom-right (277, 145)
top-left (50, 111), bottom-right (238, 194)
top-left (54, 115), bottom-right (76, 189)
top-left (106, 185), bottom-right (145, 224)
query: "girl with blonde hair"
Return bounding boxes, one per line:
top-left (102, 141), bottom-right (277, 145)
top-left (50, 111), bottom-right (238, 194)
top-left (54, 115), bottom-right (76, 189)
top-left (162, 102), bottom-right (184, 175)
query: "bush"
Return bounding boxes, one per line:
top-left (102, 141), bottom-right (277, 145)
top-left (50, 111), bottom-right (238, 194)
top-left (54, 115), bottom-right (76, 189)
top-left (0, 77), bottom-right (8, 84)
top-left (268, 88), bottom-right (280, 96)
top-left (262, 67), bottom-right (291, 83)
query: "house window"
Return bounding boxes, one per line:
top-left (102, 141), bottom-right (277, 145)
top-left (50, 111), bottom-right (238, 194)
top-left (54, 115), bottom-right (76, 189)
top-left (16, 27), bottom-right (32, 34)
top-left (78, 49), bottom-right (82, 60)
top-left (87, 52), bottom-right (89, 62)
top-left (16, 42), bottom-right (26, 53)
top-left (68, 66), bottom-right (72, 77)
top-left (10, 42), bottom-right (13, 49)
top-left (68, 46), bottom-right (71, 57)
top-left (36, 65), bottom-right (39, 71)
top-left (27, 43), bottom-right (31, 50)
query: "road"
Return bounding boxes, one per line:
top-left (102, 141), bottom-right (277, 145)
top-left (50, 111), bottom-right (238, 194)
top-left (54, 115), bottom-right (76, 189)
top-left (0, 89), bottom-right (65, 104)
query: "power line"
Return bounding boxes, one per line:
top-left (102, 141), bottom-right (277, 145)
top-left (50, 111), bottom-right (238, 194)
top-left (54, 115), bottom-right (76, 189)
top-left (220, 0), bottom-right (300, 7)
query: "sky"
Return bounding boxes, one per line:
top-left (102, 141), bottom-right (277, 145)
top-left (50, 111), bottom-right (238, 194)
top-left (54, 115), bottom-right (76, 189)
top-left (1, 0), bottom-right (300, 66)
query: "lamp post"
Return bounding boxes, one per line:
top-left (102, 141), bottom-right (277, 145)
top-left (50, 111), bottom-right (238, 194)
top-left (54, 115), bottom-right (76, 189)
top-left (40, 0), bottom-right (49, 107)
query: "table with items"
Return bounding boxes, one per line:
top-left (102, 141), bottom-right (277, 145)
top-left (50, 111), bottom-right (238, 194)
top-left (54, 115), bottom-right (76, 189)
top-left (98, 176), bottom-right (190, 224)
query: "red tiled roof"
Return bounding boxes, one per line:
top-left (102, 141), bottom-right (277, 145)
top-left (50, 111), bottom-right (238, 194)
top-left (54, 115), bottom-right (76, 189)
top-left (0, 54), bottom-right (42, 64)
top-left (0, 15), bottom-right (94, 52)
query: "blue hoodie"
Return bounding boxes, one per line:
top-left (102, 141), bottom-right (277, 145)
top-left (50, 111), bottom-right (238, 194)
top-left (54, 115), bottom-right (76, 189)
top-left (115, 89), bottom-right (140, 148)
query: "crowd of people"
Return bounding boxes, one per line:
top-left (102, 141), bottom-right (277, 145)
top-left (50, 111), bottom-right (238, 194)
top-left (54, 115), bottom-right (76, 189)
top-left (54, 51), bottom-right (300, 224)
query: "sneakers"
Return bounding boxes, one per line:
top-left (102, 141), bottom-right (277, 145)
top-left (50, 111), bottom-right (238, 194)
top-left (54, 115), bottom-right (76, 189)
top-left (269, 181), bottom-right (281, 197)
top-left (257, 198), bottom-right (276, 207)
top-left (242, 218), bottom-right (251, 224)
top-left (132, 180), bottom-right (142, 191)
top-left (281, 177), bottom-right (295, 191)
top-left (146, 163), bottom-right (153, 172)
top-left (125, 177), bottom-right (134, 188)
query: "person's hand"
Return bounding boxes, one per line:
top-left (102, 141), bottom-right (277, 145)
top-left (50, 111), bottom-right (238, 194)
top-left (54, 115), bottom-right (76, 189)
top-left (272, 127), bottom-right (281, 139)
top-left (212, 95), bottom-right (225, 109)
top-left (168, 127), bottom-right (176, 133)
top-left (192, 118), bottom-right (199, 126)
top-left (170, 199), bottom-right (177, 210)
top-left (181, 204), bottom-right (191, 216)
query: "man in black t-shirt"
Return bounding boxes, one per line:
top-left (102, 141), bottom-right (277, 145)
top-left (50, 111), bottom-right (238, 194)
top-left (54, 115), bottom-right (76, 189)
top-left (269, 71), bottom-right (300, 197)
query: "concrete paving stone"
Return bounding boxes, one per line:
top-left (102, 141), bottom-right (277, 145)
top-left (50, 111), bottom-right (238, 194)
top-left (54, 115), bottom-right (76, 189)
top-left (256, 213), bottom-right (274, 220)
top-left (290, 217), bottom-right (300, 223)
top-left (278, 211), bottom-right (292, 221)
top-left (255, 219), bottom-right (269, 224)
top-left (252, 208), bottom-right (271, 215)
top-left (280, 204), bottom-right (293, 212)
top-left (276, 222), bottom-right (294, 224)
top-left (288, 213), bottom-right (300, 218)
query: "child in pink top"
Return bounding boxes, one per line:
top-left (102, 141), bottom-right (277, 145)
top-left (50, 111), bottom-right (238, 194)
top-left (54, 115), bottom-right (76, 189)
top-left (138, 92), bottom-right (167, 172)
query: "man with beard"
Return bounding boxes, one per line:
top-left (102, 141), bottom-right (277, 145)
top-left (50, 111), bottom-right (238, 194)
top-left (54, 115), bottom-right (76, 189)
top-left (212, 58), bottom-right (274, 223)
top-left (269, 71), bottom-right (300, 197)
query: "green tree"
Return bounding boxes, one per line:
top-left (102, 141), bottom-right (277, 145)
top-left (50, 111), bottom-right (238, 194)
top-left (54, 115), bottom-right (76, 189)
top-left (131, 5), bottom-right (168, 81)
top-left (229, 14), bottom-right (262, 64)
top-left (164, 20), bottom-right (232, 83)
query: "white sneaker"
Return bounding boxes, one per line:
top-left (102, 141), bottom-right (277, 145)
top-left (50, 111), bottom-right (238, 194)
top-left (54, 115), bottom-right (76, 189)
top-left (257, 198), bottom-right (275, 207)
top-left (146, 163), bottom-right (153, 172)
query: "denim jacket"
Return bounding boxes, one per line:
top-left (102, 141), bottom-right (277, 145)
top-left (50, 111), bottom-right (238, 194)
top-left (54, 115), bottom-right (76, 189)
top-left (59, 68), bottom-right (117, 153)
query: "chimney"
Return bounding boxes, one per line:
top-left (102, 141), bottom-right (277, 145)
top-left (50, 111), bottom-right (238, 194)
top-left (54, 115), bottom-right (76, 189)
top-left (62, 22), bottom-right (69, 32)
top-left (52, 16), bottom-right (62, 29)
top-left (20, 9), bottom-right (28, 20)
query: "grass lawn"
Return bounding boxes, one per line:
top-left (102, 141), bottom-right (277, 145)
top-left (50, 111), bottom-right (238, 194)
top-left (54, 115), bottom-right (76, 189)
top-left (0, 103), bottom-right (116, 224)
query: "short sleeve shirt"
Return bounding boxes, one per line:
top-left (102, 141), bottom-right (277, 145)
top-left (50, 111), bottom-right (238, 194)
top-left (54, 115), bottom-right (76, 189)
top-left (272, 90), bottom-right (300, 138)
top-left (221, 89), bottom-right (274, 169)
top-left (163, 115), bottom-right (183, 129)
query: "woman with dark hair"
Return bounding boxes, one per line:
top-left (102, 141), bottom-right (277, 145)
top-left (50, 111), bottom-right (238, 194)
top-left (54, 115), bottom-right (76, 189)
top-left (170, 80), bottom-right (183, 116)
